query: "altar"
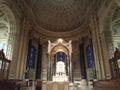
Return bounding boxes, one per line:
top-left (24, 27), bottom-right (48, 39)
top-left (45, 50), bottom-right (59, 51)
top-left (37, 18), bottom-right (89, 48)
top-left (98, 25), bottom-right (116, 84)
top-left (53, 61), bottom-right (68, 82)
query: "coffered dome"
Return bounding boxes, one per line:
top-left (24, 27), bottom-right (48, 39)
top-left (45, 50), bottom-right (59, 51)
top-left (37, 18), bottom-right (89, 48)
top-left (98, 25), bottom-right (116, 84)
top-left (26, 0), bottom-right (91, 32)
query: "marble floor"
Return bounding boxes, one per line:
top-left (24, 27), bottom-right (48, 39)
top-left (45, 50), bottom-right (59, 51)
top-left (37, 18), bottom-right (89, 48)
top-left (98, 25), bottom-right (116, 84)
top-left (69, 84), bottom-right (93, 90)
top-left (69, 80), bottom-right (94, 90)
top-left (72, 87), bottom-right (93, 90)
top-left (20, 81), bottom-right (94, 90)
top-left (21, 86), bottom-right (93, 90)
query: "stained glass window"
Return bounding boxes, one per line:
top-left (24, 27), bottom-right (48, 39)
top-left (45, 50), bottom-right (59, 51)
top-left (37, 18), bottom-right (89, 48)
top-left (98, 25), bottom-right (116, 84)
top-left (29, 46), bottom-right (36, 68)
top-left (86, 45), bottom-right (93, 68)
top-left (56, 52), bottom-right (65, 62)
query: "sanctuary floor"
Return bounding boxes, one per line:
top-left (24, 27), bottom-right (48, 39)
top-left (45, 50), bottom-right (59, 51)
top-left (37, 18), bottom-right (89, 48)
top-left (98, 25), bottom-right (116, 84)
top-left (20, 83), bottom-right (93, 90)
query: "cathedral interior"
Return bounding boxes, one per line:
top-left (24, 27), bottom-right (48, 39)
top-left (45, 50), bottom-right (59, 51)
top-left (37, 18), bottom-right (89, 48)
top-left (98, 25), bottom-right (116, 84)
top-left (0, 0), bottom-right (120, 90)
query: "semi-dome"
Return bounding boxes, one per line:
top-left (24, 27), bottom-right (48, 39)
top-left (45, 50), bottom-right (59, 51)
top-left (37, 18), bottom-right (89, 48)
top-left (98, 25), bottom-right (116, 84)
top-left (26, 0), bottom-right (91, 32)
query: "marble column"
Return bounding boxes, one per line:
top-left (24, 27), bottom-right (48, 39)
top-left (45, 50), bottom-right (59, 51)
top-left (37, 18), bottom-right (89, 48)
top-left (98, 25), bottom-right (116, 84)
top-left (47, 53), bottom-right (51, 81)
top-left (70, 57), bottom-right (73, 82)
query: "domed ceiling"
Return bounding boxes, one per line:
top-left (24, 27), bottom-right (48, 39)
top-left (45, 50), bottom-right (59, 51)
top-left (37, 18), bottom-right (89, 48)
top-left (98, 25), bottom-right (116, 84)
top-left (25, 0), bottom-right (92, 33)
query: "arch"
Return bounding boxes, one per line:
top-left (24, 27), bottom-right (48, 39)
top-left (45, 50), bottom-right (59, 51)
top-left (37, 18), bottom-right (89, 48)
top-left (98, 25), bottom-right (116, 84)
top-left (94, 0), bottom-right (120, 79)
top-left (98, 1), bottom-right (119, 33)
top-left (99, 1), bottom-right (119, 58)
top-left (50, 45), bottom-right (70, 60)
top-left (50, 45), bottom-right (69, 55)
top-left (47, 40), bottom-right (71, 81)
top-left (0, 2), bottom-right (17, 59)
top-left (102, 2), bottom-right (117, 32)
top-left (0, 3), bottom-right (17, 33)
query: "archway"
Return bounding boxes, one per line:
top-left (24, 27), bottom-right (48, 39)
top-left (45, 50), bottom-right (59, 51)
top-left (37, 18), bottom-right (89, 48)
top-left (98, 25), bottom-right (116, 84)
top-left (98, 0), bottom-right (120, 79)
top-left (112, 7), bottom-right (120, 50)
top-left (100, 1), bottom-right (120, 58)
top-left (47, 39), bottom-right (72, 82)
top-left (0, 3), bottom-right (17, 60)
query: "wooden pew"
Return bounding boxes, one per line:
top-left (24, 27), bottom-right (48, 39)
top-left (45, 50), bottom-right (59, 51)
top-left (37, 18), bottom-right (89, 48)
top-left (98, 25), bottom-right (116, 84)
top-left (0, 79), bottom-right (33, 90)
top-left (94, 48), bottom-right (120, 90)
top-left (94, 80), bottom-right (120, 90)
top-left (0, 79), bottom-right (20, 90)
